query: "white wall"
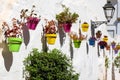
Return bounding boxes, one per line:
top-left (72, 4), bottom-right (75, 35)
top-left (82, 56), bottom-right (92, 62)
top-left (0, 0), bottom-right (120, 80)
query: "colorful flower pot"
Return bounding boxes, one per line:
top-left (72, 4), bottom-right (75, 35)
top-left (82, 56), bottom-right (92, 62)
top-left (73, 40), bottom-right (81, 48)
top-left (106, 45), bottom-right (110, 50)
top-left (96, 31), bottom-right (102, 39)
top-left (7, 37), bottom-right (22, 52)
top-left (81, 22), bottom-right (89, 32)
top-left (45, 34), bottom-right (57, 45)
top-left (89, 39), bottom-right (95, 46)
top-left (63, 23), bottom-right (72, 32)
top-left (116, 44), bottom-right (120, 50)
top-left (103, 36), bottom-right (108, 42)
top-left (26, 17), bottom-right (40, 30)
top-left (100, 45), bottom-right (105, 49)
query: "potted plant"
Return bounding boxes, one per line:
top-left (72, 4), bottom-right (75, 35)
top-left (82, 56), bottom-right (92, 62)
top-left (103, 35), bottom-right (108, 42)
top-left (68, 31), bottom-right (86, 48)
top-left (44, 20), bottom-right (57, 45)
top-left (96, 30), bottom-right (102, 39)
top-left (98, 41), bottom-right (107, 49)
top-left (20, 5), bottom-right (41, 30)
top-left (23, 48), bottom-right (79, 80)
top-left (56, 5), bottom-right (79, 32)
top-left (111, 41), bottom-right (116, 49)
top-left (2, 18), bottom-right (23, 52)
top-left (81, 22), bottom-right (89, 32)
top-left (89, 36), bottom-right (96, 47)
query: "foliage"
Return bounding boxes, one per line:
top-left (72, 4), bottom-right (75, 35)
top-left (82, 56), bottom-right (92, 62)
top-left (23, 48), bottom-right (79, 80)
top-left (56, 4), bottom-right (79, 23)
top-left (43, 20), bottom-right (57, 34)
top-left (2, 18), bottom-right (23, 38)
top-left (105, 56), bottom-right (109, 68)
top-left (20, 5), bottom-right (40, 22)
top-left (114, 56), bottom-right (120, 68)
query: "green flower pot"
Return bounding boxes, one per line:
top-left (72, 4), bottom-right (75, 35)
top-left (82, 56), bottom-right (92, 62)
top-left (73, 40), bottom-right (81, 48)
top-left (7, 37), bottom-right (22, 52)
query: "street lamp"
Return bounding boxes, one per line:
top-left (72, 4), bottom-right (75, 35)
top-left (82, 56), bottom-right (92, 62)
top-left (103, 1), bottom-right (115, 22)
top-left (91, 1), bottom-right (115, 37)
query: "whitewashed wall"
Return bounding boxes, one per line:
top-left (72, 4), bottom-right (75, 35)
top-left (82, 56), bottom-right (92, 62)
top-left (0, 0), bottom-right (120, 80)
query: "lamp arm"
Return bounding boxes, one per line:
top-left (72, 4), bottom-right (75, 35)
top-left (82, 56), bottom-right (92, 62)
top-left (91, 20), bottom-right (107, 36)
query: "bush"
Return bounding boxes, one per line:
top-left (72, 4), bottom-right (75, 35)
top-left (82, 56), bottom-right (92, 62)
top-left (23, 48), bottom-right (79, 80)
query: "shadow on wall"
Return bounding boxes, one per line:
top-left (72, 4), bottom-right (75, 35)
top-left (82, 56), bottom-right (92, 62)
top-left (57, 24), bottom-right (66, 47)
top-left (22, 24), bottom-right (30, 49)
top-left (1, 41), bottom-right (13, 72)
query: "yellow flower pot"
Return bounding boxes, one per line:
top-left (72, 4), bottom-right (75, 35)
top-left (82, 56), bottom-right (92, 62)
top-left (81, 22), bottom-right (89, 32)
top-left (45, 34), bottom-right (57, 45)
top-left (116, 44), bottom-right (120, 49)
top-left (103, 36), bottom-right (108, 42)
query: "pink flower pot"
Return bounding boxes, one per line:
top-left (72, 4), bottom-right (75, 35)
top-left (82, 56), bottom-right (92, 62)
top-left (63, 23), bottom-right (72, 32)
top-left (26, 17), bottom-right (40, 30)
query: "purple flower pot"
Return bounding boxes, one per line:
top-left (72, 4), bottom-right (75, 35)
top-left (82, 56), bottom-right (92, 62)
top-left (111, 44), bottom-right (116, 49)
top-left (63, 23), bottom-right (72, 32)
top-left (114, 50), bottom-right (118, 54)
top-left (26, 17), bottom-right (40, 30)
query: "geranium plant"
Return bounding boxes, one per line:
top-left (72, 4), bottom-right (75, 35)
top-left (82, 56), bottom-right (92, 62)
top-left (43, 20), bottom-right (57, 45)
top-left (2, 18), bottom-right (23, 52)
top-left (98, 41), bottom-right (107, 49)
top-left (43, 20), bottom-right (57, 34)
top-left (2, 18), bottom-right (22, 39)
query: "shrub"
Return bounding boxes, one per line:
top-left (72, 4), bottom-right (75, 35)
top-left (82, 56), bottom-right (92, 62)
top-left (23, 48), bottom-right (79, 80)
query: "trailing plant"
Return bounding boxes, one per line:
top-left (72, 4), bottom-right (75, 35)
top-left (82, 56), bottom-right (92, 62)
top-left (56, 4), bottom-right (79, 23)
top-left (23, 48), bottom-right (79, 80)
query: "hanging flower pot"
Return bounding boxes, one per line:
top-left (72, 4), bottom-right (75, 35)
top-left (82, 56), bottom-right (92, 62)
top-left (63, 23), bottom-right (72, 32)
top-left (26, 17), bottom-right (40, 30)
top-left (103, 36), bottom-right (108, 42)
top-left (81, 22), bottom-right (89, 32)
top-left (7, 37), bottom-right (22, 52)
top-left (73, 40), bottom-right (81, 48)
top-left (96, 30), bottom-right (102, 39)
top-left (116, 44), bottom-right (120, 50)
top-left (111, 41), bottom-right (116, 49)
top-left (45, 34), bottom-right (57, 45)
top-left (106, 45), bottom-right (110, 50)
top-left (89, 36), bottom-right (96, 46)
top-left (114, 48), bottom-right (119, 54)
top-left (98, 41), bottom-right (107, 49)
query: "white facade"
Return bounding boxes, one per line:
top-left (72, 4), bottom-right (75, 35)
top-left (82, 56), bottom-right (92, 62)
top-left (0, 0), bottom-right (120, 80)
